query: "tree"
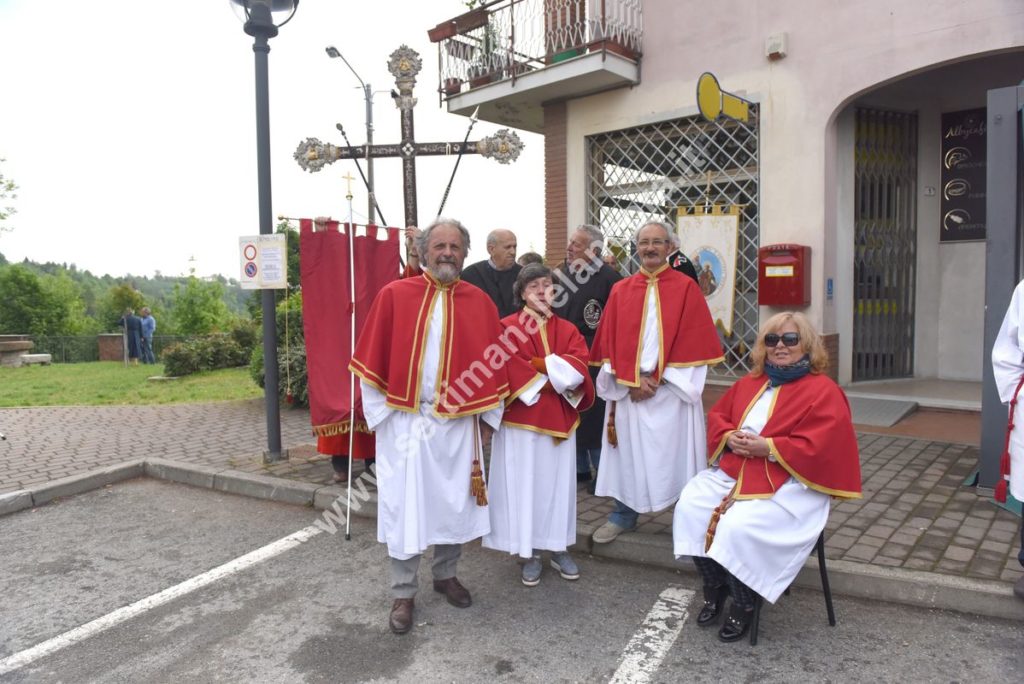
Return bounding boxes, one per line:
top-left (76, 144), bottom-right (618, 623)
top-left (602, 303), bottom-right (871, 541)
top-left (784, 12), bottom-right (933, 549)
top-left (0, 158), bottom-right (17, 234)
top-left (40, 272), bottom-right (100, 335)
top-left (99, 283), bottom-right (146, 331)
top-left (279, 219), bottom-right (301, 293)
top-left (170, 276), bottom-right (231, 335)
top-left (0, 265), bottom-right (62, 335)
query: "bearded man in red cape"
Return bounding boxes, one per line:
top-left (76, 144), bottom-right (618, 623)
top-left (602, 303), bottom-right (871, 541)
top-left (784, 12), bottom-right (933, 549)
top-left (350, 217), bottom-right (529, 636)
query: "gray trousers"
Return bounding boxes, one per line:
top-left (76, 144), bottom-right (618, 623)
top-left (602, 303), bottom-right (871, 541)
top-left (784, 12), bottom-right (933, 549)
top-left (390, 544), bottom-right (462, 599)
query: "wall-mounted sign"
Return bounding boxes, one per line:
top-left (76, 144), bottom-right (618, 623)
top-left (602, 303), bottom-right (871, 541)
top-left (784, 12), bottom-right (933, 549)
top-left (239, 234), bottom-right (288, 290)
top-left (940, 107), bottom-right (986, 242)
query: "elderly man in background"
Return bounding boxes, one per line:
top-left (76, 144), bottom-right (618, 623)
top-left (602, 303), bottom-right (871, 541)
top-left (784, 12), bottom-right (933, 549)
top-left (350, 217), bottom-right (529, 635)
top-left (461, 229), bottom-right (521, 318)
top-left (589, 220), bottom-right (723, 543)
top-left (552, 224), bottom-right (622, 491)
top-left (139, 307), bottom-right (157, 364)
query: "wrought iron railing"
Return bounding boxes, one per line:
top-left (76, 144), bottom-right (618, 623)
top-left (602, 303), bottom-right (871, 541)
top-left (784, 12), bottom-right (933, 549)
top-left (429, 0), bottom-right (642, 97)
top-left (586, 108), bottom-right (761, 377)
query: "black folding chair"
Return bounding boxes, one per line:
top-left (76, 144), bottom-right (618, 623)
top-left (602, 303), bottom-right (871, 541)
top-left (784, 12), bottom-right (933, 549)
top-left (749, 531), bottom-right (835, 645)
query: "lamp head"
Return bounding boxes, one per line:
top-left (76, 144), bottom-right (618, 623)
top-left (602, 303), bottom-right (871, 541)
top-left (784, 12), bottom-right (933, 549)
top-left (230, 0), bottom-right (299, 38)
top-left (325, 46), bottom-right (341, 58)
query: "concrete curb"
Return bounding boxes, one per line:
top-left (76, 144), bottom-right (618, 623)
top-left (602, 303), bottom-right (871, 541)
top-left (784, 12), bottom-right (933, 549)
top-left (29, 461), bottom-right (146, 509)
top-left (2, 459), bottom-right (1020, 623)
top-left (575, 527), bottom-right (1024, 624)
top-left (0, 490), bottom-right (33, 516)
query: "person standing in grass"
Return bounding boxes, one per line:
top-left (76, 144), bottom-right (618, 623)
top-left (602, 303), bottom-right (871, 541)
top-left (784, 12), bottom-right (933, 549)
top-left (139, 307), bottom-right (157, 364)
top-left (119, 308), bottom-right (142, 366)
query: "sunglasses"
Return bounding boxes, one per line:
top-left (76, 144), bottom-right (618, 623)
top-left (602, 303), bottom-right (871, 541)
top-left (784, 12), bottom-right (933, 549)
top-left (764, 332), bottom-right (801, 347)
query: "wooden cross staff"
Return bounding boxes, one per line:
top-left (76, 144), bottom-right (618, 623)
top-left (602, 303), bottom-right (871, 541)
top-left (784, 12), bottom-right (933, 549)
top-left (294, 45), bottom-right (524, 227)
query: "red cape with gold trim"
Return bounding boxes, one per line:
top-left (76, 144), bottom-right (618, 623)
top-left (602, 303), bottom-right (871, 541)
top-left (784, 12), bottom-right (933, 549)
top-left (349, 272), bottom-right (519, 416)
top-left (589, 264), bottom-right (724, 385)
top-left (500, 309), bottom-right (595, 439)
top-left (709, 373), bottom-right (863, 499)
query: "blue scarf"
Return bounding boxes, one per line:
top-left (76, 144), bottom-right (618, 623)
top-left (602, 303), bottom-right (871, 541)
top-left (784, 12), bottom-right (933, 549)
top-left (764, 355), bottom-right (812, 387)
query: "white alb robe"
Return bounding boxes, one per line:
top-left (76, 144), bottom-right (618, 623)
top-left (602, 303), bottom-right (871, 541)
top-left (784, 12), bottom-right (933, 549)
top-left (484, 355), bottom-right (584, 558)
top-left (593, 289), bottom-right (708, 513)
top-left (992, 278), bottom-right (1024, 500)
top-left (672, 388), bottom-right (831, 603)
top-left (361, 300), bottom-right (503, 561)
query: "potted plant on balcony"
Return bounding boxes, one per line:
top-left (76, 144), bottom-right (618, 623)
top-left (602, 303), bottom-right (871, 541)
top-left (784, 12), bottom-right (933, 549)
top-left (467, 17), bottom-right (505, 88)
top-left (427, 5), bottom-right (489, 43)
top-left (443, 77), bottom-right (464, 96)
top-left (587, 35), bottom-right (639, 60)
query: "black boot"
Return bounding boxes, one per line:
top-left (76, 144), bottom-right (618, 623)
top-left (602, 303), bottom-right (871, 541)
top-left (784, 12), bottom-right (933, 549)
top-left (696, 584), bottom-right (729, 626)
top-left (718, 602), bottom-right (754, 642)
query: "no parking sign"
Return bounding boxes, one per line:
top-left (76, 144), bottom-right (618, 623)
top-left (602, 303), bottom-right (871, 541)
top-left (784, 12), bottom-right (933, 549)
top-left (239, 234), bottom-right (288, 290)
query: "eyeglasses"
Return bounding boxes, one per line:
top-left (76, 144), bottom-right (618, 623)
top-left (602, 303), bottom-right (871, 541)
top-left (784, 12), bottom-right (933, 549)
top-left (764, 332), bottom-right (801, 347)
top-left (636, 239), bottom-right (669, 248)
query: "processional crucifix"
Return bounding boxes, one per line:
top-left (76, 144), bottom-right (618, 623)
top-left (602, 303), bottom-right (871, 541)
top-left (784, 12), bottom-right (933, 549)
top-left (294, 45), bottom-right (524, 227)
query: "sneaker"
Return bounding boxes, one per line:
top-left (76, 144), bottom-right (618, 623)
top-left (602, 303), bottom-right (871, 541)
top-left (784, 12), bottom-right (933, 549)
top-left (592, 520), bottom-right (635, 544)
top-left (550, 552), bottom-right (580, 580)
top-left (521, 555), bottom-right (542, 587)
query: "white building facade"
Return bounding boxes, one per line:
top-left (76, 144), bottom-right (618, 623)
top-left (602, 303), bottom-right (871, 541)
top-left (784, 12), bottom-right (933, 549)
top-left (428, 0), bottom-right (1024, 385)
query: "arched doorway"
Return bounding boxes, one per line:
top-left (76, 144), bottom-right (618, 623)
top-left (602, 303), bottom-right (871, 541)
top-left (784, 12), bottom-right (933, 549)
top-left (829, 49), bottom-right (1024, 390)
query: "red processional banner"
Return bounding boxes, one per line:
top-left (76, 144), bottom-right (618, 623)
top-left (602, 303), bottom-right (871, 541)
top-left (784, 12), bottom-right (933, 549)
top-left (299, 218), bottom-right (399, 458)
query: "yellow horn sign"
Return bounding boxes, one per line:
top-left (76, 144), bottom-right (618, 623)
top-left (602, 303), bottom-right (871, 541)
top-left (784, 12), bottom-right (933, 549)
top-left (696, 72), bottom-right (750, 123)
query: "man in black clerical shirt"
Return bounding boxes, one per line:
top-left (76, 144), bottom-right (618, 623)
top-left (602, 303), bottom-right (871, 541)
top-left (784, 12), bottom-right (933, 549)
top-left (460, 229), bottom-right (522, 318)
top-left (551, 224), bottom-right (622, 491)
top-left (667, 231), bottom-right (700, 282)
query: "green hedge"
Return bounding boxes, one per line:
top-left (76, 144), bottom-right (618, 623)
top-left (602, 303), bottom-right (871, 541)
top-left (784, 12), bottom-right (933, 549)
top-left (162, 321), bottom-right (260, 377)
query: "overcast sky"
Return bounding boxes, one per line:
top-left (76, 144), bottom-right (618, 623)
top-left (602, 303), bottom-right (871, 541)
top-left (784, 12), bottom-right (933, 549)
top-left (0, 0), bottom-right (544, 280)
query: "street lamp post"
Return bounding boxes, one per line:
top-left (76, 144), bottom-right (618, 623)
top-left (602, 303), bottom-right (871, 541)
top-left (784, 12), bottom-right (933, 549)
top-left (232, 0), bottom-right (298, 462)
top-left (325, 46), bottom-right (377, 224)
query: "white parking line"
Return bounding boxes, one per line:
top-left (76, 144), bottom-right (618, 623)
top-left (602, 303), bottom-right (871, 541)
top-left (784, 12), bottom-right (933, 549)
top-left (0, 524), bottom-right (324, 676)
top-left (609, 585), bottom-right (694, 684)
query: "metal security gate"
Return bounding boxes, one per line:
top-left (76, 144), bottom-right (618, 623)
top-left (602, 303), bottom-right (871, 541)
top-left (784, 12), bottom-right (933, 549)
top-left (853, 108), bottom-right (918, 381)
top-left (585, 108), bottom-right (760, 376)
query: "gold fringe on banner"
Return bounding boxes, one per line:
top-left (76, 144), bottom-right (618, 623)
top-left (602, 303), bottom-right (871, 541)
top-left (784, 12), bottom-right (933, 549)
top-left (311, 420), bottom-right (373, 437)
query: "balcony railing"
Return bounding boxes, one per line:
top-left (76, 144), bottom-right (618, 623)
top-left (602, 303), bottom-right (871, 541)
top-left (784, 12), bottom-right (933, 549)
top-left (429, 0), bottom-right (642, 98)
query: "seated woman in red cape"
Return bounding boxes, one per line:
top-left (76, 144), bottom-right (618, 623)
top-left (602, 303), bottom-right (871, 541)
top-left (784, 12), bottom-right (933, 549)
top-left (482, 264), bottom-right (595, 587)
top-left (672, 312), bottom-right (862, 643)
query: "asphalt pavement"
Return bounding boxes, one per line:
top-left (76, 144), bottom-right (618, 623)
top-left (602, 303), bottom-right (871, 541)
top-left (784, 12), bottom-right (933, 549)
top-left (1, 480), bottom-right (1021, 683)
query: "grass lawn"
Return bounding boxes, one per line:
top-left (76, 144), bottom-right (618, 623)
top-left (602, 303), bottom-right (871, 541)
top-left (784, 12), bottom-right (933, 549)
top-left (0, 362), bottom-right (264, 407)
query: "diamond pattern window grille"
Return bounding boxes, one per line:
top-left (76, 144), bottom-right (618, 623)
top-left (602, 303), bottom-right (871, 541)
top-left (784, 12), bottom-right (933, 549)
top-left (585, 108), bottom-right (761, 376)
top-left (853, 108), bottom-right (918, 381)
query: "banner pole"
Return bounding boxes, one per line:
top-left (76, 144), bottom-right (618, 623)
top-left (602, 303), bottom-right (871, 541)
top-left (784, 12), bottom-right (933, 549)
top-left (345, 180), bottom-right (357, 542)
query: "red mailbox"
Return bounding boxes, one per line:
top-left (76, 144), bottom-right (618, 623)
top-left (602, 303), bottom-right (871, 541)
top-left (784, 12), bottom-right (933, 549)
top-left (758, 244), bottom-right (810, 306)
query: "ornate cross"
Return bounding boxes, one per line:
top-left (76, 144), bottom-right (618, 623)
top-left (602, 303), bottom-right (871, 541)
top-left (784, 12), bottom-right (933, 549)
top-left (294, 45), bottom-right (524, 227)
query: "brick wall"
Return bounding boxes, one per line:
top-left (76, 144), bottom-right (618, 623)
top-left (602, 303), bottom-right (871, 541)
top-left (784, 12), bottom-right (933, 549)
top-left (543, 101), bottom-right (568, 266)
top-left (98, 334), bottom-right (124, 362)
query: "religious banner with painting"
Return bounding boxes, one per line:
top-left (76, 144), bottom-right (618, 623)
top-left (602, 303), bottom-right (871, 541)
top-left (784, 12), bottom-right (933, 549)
top-left (676, 205), bottom-right (741, 334)
top-left (940, 107), bottom-right (987, 242)
top-left (299, 218), bottom-right (400, 458)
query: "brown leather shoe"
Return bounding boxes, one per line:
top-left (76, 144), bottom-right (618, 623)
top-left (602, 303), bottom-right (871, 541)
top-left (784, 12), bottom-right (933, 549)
top-left (389, 598), bottom-right (414, 634)
top-left (432, 577), bottom-right (472, 608)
